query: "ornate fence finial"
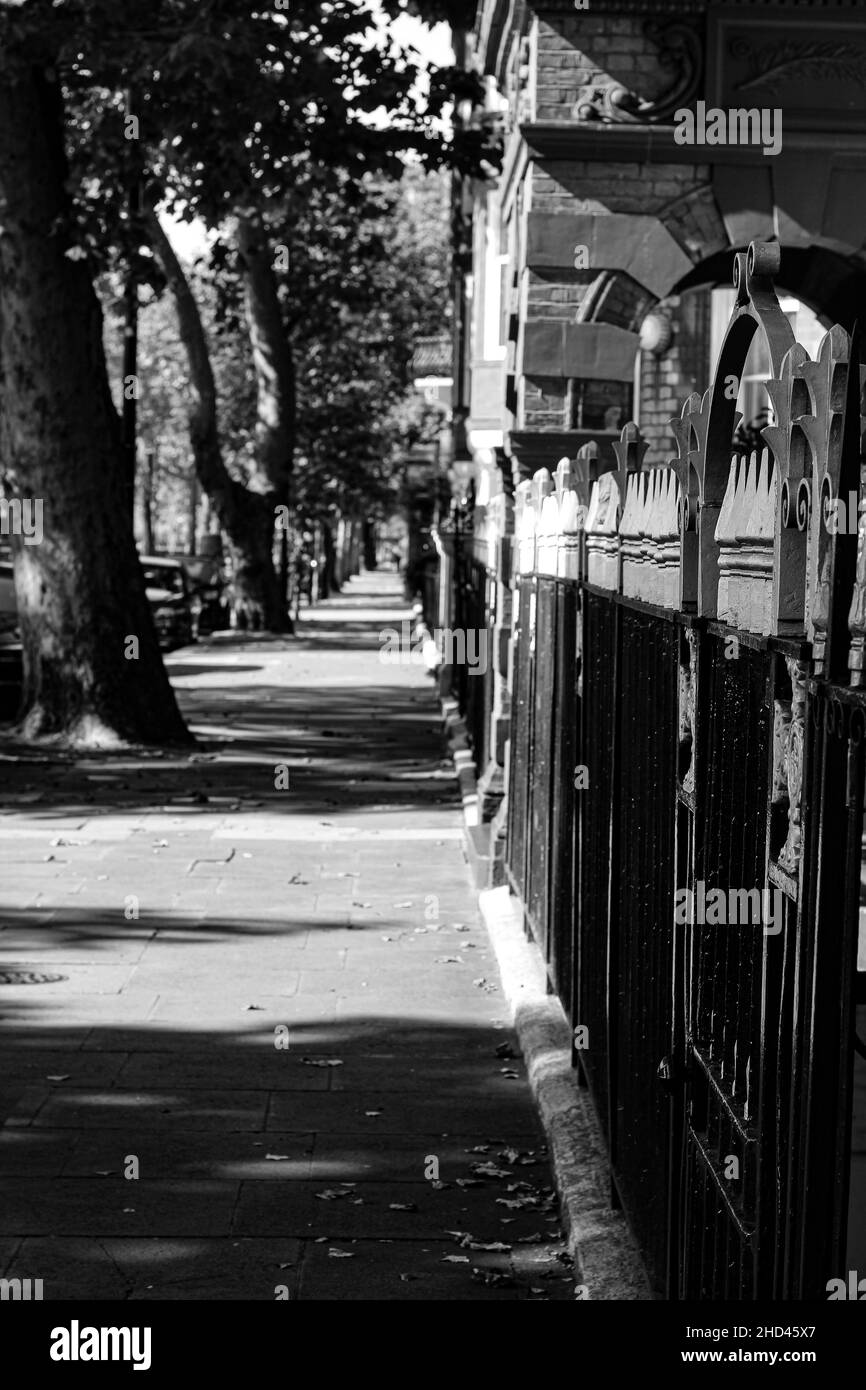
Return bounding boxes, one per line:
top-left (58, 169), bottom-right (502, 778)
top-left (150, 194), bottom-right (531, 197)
top-left (532, 466), bottom-right (553, 512)
top-left (611, 422), bottom-right (648, 503)
top-left (554, 456), bottom-right (577, 497)
top-left (574, 440), bottom-right (602, 509)
top-left (514, 479), bottom-right (535, 578)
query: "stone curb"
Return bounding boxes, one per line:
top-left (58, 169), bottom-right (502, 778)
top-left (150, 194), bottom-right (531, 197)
top-left (478, 883), bottom-right (654, 1301)
top-left (441, 694), bottom-right (478, 826)
top-left (436, 688), bottom-right (649, 1296)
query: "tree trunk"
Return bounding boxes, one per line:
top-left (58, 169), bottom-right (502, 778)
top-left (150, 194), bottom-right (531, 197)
top-left (322, 521), bottom-right (339, 596)
top-left (188, 473), bottom-right (198, 556)
top-left (363, 518), bottom-right (377, 570)
top-left (121, 273), bottom-right (138, 530)
top-left (0, 59), bottom-right (190, 748)
top-left (143, 448), bottom-right (156, 553)
top-left (233, 212), bottom-right (294, 500)
top-left (145, 202), bottom-right (286, 631)
top-left (334, 516), bottom-right (346, 589)
top-left (234, 211), bottom-right (296, 627)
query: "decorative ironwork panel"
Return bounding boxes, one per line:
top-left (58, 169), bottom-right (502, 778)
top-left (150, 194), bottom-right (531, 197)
top-left (611, 603), bottom-right (680, 1297)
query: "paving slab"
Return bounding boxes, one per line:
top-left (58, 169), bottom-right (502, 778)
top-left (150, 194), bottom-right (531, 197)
top-left (31, 1088), bottom-right (270, 1132)
top-left (63, 1129), bottom-right (315, 1180)
top-left (296, 1237), bottom-right (572, 1301)
top-left (0, 1179), bottom-right (239, 1237)
top-left (232, 1175), bottom-right (560, 1240)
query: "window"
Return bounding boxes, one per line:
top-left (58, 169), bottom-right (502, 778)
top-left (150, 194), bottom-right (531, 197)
top-left (569, 379), bottom-right (633, 432)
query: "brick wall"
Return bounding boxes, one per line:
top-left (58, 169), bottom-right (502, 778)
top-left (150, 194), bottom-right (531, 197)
top-left (534, 11), bottom-right (672, 123)
top-left (525, 269), bottom-right (587, 320)
top-left (522, 375), bottom-right (569, 429)
top-left (529, 160), bottom-right (709, 221)
top-left (639, 288), bottom-right (712, 463)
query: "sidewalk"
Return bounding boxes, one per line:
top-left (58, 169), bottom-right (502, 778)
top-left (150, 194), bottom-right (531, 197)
top-left (0, 572), bottom-right (574, 1300)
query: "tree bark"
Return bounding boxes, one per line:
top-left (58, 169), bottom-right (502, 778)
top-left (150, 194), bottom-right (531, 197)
top-left (321, 520), bottom-right (337, 598)
top-left (0, 59), bottom-right (190, 748)
top-left (363, 518), bottom-right (378, 570)
top-left (233, 212), bottom-right (294, 500)
top-left (145, 202), bottom-right (286, 631)
top-left (120, 273), bottom-right (138, 530)
top-left (234, 210), bottom-right (296, 628)
top-left (143, 448), bottom-right (156, 553)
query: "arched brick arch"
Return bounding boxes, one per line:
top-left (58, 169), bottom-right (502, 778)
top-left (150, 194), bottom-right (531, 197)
top-left (580, 180), bottom-right (866, 333)
top-left (562, 183), bottom-right (866, 463)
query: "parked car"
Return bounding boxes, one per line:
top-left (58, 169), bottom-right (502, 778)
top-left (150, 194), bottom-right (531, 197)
top-left (0, 559), bottom-right (22, 719)
top-left (140, 555), bottom-right (195, 651)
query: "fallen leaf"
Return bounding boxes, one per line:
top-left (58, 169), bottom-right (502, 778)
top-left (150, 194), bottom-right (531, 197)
top-left (315, 1188), bottom-right (350, 1200)
top-left (327, 1249), bottom-right (354, 1259)
top-left (456, 1178), bottom-right (484, 1189)
top-left (471, 1268), bottom-right (515, 1287)
top-left (365, 1110), bottom-right (383, 1116)
top-left (265, 1154), bottom-right (291, 1162)
top-left (471, 1163), bottom-right (512, 1179)
top-left (46, 1074), bottom-right (70, 1082)
top-left (441, 1255), bottom-right (470, 1264)
top-left (435, 956), bottom-right (463, 965)
top-left (468, 1240), bottom-right (511, 1252)
top-left (389, 1202), bottom-right (417, 1211)
top-left (300, 1057), bottom-right (343, 1067)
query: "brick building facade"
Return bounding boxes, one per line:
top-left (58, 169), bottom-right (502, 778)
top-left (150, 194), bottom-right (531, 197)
top-left (451, 0), bottom-right (866, 833)
top-left (455, 0), bottom-right (866, 485)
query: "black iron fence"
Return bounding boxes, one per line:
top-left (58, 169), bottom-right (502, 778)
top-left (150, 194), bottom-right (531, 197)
top-left (446, 243), bottom-right (866, 1299)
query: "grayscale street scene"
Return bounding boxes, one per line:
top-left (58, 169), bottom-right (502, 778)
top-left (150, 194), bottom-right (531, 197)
top-left (0, 0), bottom-right (865, 1349)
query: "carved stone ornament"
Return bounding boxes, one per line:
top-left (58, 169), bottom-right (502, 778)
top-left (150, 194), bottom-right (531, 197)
top-left (679, 629), bottom-right (697, 797)
top-left (848, 498), bottom-right (866, 687)
top-left (771, 695), bottom-right (792, 805)
top-left (730, 37), bottom-right (866, 98)
top-left (773, 657), bottom-right (807, 875)
top-left (574, 21), bottom-right (702, 124)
